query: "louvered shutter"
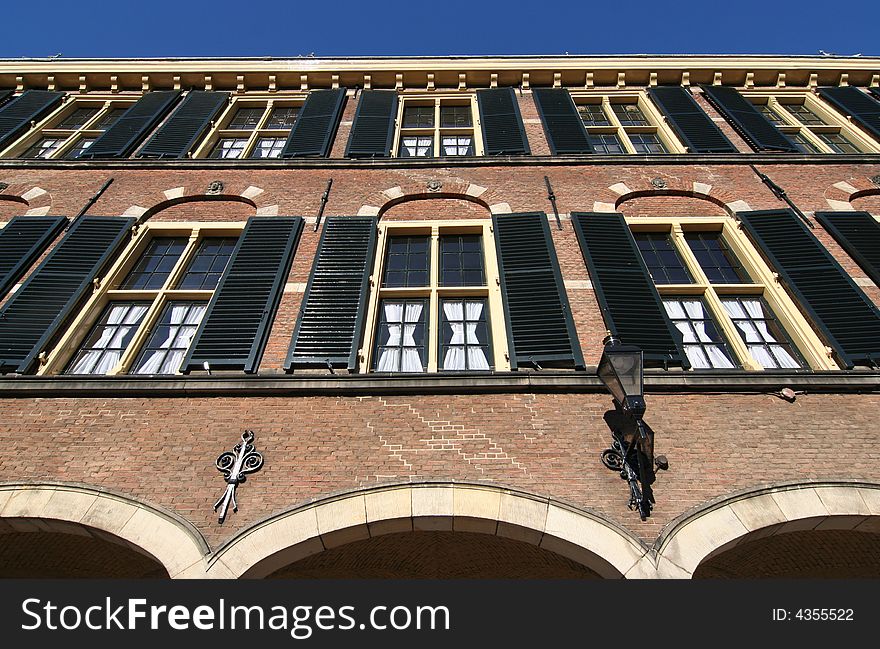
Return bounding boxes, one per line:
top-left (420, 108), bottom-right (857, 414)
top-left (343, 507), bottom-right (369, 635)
top-left (0, 215), bottom-right (68, 299)
top-left (345, 91), bottom-right (398, 158)
top-left (815, 211), bottom-right (880, 290)
top-left (281, 88), bottom-right (346, 158)
top-left (532, 88), bottom-right (592, 154)
top-left (285, 216), bottom-right (377, 371)
top-left (738, 209), bottom-right (880, 368)
top-left (477, 88), bottom-right (530, 155)
top-left (80, 91), bottom-right (181, 158)
top-left (0, 90), bottom-right (65, 150)
top-left (0, 90), bottom-right (13, 108)
top-left (138, 91), bottom-right (229, 158)
top-left (492, 212), bottom-right (583, 369)
top-left (700, 85), bottom-right (799, 152)
top-left (183, 217), bottom-right (304, 373)
top-left (648, 86), bottom-right (737, 153)
top-left (571, 212), bottom-right (687, 368)
top-left (0, 216), bottom-right (133, 374)
top-left (817, 86), bottom-right (880, 141)
top-left (870, 88), bottom-right (880, 102)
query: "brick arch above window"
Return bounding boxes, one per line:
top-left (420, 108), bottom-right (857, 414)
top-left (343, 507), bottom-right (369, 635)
top-left (823, 176), bottom-right (880, 211)
top-left (593, 177), bottom-right (751, 215)
top-left (358, 180), bottom-right (511, 219)
top-left (0, 184), bottom-right (53, 218)
top-left (122, 183), bottom-right (277, 223)
top-left (379, 194), bottom-right (493, 221)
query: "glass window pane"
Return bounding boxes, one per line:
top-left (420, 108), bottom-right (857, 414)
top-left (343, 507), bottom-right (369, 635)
top-left (440, 105), bottom-right (472, 127)
top-left (684, 232), bottom-right (751, 284)
top-left (440, 235), bottom-right (485, 286)
top-left (441, 135), bottom-right (474, 156)
top-left (612, 103), bottom-right (649, 126)
top-left (634, 233), bottom-right (692, 284)
top-left (92, 107), bottom-right (129, 131)
top-left (720, 296), bottom-right (803, 369)
top-left (440, 298), bottom-right (492, 371)
top-left (663, 298), bottom-right (737, 369)
top-left (628, 133), bottom-right (668, 154)
top-left (210, 138), bottom-right (248, 159)
top-left (64, 137), bottom-right (96, 159)
top-left (785, 103), bottom-right (825, 126)
top-left (399, 135), bottom-right (433, 157)
top-left (228, 106), bottom-right (264, 130)
top-left (402, 106), bottom-right (434, 128)
top-left (131, 302), bottom-right (207, 375)
top-left (23, 137), bottom-right (64, 159)
top-left (588, 133), bottom-right (624, 154)
top-left (373, 299), bottom-right (428, 372)
top-left (382, 236), bottom-right (430, 287)
top-left (265, 106), bottom-right (299, 129)
top-left (817, 132), bottom-right (860, 154)
top-left (757, 104), bottom-right (786, 126)
top-left (121, 237), bottom-right (188, 290)
top-left (790, 132), bottom-right (821, 153)
top-left (578, 104), bottom-right (610, 126)
top-left (65, 302), bottom-right (150, 375)
top-left (250, 136), bottom-right (286, 159)
top-left (179, 237), bottom-right (238, 289)
top-left (54, 107), bottom-right (100, 130)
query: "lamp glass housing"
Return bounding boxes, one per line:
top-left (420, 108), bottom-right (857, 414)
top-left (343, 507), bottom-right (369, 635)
top-left (598, 340), bottom-right (644, 411)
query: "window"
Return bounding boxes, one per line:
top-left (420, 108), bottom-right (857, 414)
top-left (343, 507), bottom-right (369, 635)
top-left (44, 224), bottom-right (243, 376)
top-left (394, 96), bottom-right (482, 157)
top-left (630, 218), bottom-right (829, 370)
top-left (748, 95), bottom-right (874, 153)
top-left (362, 221), bottom-right (507, 373)
top-left (196, 97), bottom-right (303, 159)
top-left (573, 94), bottom-right (682, 154)
top-left (15, 99), bottom-right (134, 159)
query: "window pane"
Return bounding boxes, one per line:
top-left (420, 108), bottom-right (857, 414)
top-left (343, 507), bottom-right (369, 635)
top-left (440, 235), bottom-right (485, 286)
top-left (628, 133), bottom-right (668, 154)
top-left (179, 237), bottom-right (238, 289)
top-left (588, 133), bottom-right (625, 154)
top-left (440, 298), bottom-right (492, 370)
top-left (250, 136), bottom-right (286, 159)
top-left (663, 298), bottom-right (737, 369)
top-left (92, 107), bottom-right (129, 131)
top-left (785, 103), bottom-right (825, 126)
top-left (121, 237), bottom-right (188, 290)
top-left (54, 107), bottom-right (100, 130)
top-left (684, 232), bottom-right (751, 284)
top-left (382, 236), bottom-right (430, 287)
top-left (634, 233), bottom-right (692, 284)
top-left (65, 137), bottom-right (96, 159)
top-left (817, 132), bottom-right (860, 154)
top-left (131, 302), bottom-right (207, 375)
top-left (373, 299), bottom-right (428, 372)
top-left (790, 132), bottom-right (821, 153)
top-left (441, 135), bottom-right (474, 156)
top-left (23, 137), bottom-right (64, 159)
top-left (402, 106), bottom-right (434, 128)
top-left (720, 297), bottom-right (803, 369)
top-left (399, 135), bottom-right (433, 157)
top-left (265, 106), bottom-right (299, 129)
top-left (228, 107), bottom-right (264, 130)
top-left (440, 105), bottom-right (472, 128)
top-left (612, 103), bottom-right (649, 126)
top-left (210, 138), bottom-right (248, 159)
top-left (65, 302), bottom-right (150, 375)
top-left (758, 104), bottom-right (786, 126)
top-left (578, 104), bottom-right (609, 126)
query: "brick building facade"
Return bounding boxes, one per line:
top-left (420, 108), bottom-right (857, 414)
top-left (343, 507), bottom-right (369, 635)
top-left (0, 55), bottom-right (879, 579)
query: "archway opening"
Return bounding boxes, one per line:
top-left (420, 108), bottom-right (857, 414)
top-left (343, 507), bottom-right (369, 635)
top-left (0, 519), bottom-right (169, 578)
top-left (263, 530), bottom-right (603, 579)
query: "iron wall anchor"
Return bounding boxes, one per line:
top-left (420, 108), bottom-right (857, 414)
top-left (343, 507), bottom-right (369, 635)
top-left (214, 430), bottom-right (264, 524)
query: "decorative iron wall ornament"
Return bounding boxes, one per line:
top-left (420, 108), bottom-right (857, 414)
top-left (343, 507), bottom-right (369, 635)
top-left (206, 180), bottom-right (225, 195)
top-left (650, 177), bottom-right (668, 189)
top-left (0, 182), bottom-right (8, 192)
top-left (213, 430), bottom-right (264, 524)
top-left (427, 180), bottom-right (442, 193)
top-left (870, 174), bottom-right (880, 187)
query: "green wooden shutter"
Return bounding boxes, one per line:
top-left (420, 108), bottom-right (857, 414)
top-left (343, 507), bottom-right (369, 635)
top-left (0, 90), bottom-right (13, 108)
top-left (815, 211), bottom-right (880, 290)
top-left (183, 216), bottom-right (304, 374)
top-left (477, 88), bottom-right (530, 155)
top-left (281, 88), bottom-right (346, 158)
top-left (817, 87), bottom-right (880, 141)
top-left (648, 86), bottom-right (737, 153)
top-left (285, 216), bottom-right (378, 371)
top-left (80, 91), bottom-right (181, 158)
top-left (532, 88), bottom-right (593, 154)
top-left (492, 212), bottom-right (583, 369)
top-left (0, 215), bottom-right (68, 299)
top-left (571, 212), bottom-right (687, 368)
top-left (700, 85), bottom-right (799, 152)
top-left (0, 216), bottom-right (134, 374)
top-left (0, 90), bottom-right (65, 151)
top-left (345, 91), bottom-right (398, 158)
top-left (138, 91), bottom-right (229, 158)
top-left (738, 209), bottom-right (880, 368)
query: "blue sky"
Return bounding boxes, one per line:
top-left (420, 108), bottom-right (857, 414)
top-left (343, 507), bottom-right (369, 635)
top-left (2, 0), bottom-right (877, 58)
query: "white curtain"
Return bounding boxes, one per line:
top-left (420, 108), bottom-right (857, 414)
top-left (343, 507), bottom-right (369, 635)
top-left (376, 302), bottom-right (425, 372)
top-left (134, 304), bottom-right (206, 375)
top-left (443, 136), bottom-right (471, 156)
top-left (68, 304), bottom-right (148, 375)
top-left (722, 299), bottom-right (800, 369)
top-left (664, 300), bottom-right (734, 369)
top-left (402, 137), bottom-right (431, 157)
top-left (442, 301), bottom-right (490, 370)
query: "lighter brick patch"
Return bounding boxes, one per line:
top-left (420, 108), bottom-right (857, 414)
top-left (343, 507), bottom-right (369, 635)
top-left (825, 198), bottom-right (853, 211)
top-left (382, 186), bottom-right (404, 200)
top-left (693, 181), bottom-right (713, 195)
top-left (725, 200), bottom-right (752, 213)
top-left (592, 201), bottom-right (617, 213)
top-left (854, 277), bottom-right (876, 287)
top-left (358, 205), bottom-right (381, 216)
top-left (284, 282), bottom-right (307, 293)
top-left (240, 185), bottom-right (264, 200)
top-left (608, 182), bottom-right (631, 196)
top-left (21, 187), bottom-right (47, 201)
top-left (832, 181), bottom-right (858, 194)
top-left (465, 183), bottom-right (487, 198)
top-left (564, 280), bottom-right (593, 289)
top-left (163, 187), bottom-right (185, 200)
top-left (489, 202), bottom-right (512, 214)
top-left (255, 204), bottom-right (279, 216)
top-left (25, 206), bottom-right (51, 216)
top-left (123, 205), bottom-right (148, 217)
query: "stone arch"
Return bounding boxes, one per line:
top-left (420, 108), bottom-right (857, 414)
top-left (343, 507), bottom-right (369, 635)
top-left (823, 176), bottom-right (880, 211)
top-left (207, 482), bottom-right (647, 579)
top-left (0, 184), bottom-right (53, 218)
top-left (592, 176), bottom-right (752, 215)
top-left (122, 183), bottom-right (279, 222)
top-left (652, 481), bottom-right (880, 578)
top-left (0, 482), bottom-right (209, 578)
top-left (357, 180), bottom-right (511, 218)
top-left (379, 193), bottom-right (493, 220)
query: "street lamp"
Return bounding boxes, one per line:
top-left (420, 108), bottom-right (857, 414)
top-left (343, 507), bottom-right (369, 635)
top-left (597, 334), bottom-right (668, 520)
